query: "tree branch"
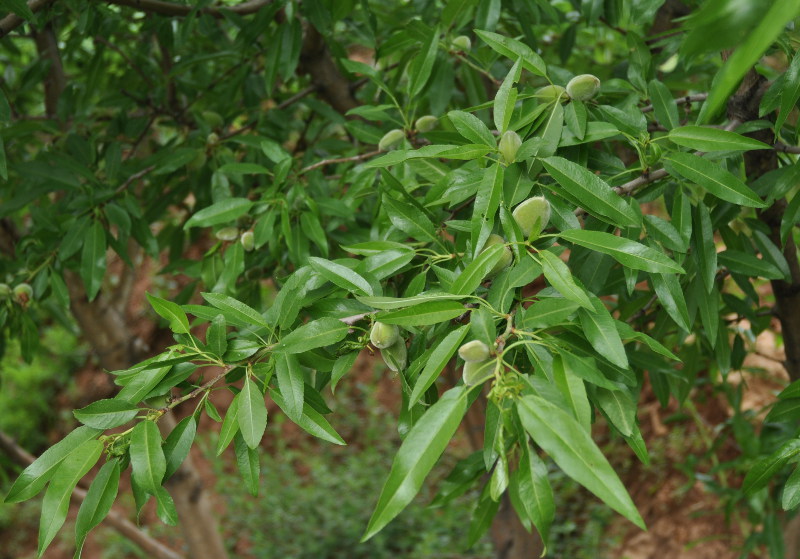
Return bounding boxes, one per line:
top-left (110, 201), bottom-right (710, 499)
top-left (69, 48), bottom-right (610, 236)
top-left (104, 0), bottom-right (272, 18)
top-left (0, 0), bottom-right (57, 38)
top-left (0, 430), bottom-right (186, 559)
top-left (300, 149), bottom-right (381, 174)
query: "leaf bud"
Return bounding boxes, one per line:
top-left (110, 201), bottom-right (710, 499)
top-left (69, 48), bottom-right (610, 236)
top-left (535, 84), bottom-right (568, 103)
top-left (451, 35), bottom-right (471, 52)
top-left (462, 359), bottom-right (495, 386)
top-left (13, 283), bottom-right (33, 305)
top-left (458, 339), bottom-right (491, 362)
top-left (482, 234), bottom-right (513, 277)
top-left (566, 74), bottom-right (601, 101)
top-left (215, 227), bottom-right (239, 241)
top-left (378, 129), bottom-right (405, 151)
top-left (240, 230), bottom-right (255, 251)
top-left (512, 196), bottom-right (551, 240)
top-left (370, 321), bottom-right (400, 349)
top-left (498, 130), bottom-right (522, 164)
top-left (414, 115), bottom-right (438, 133)
top-left (381, 337), bottom-right (407, 372)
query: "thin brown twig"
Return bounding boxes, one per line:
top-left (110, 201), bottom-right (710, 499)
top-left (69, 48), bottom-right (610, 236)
top-left (94, 36), bottom-right (155, 88)
top-left (641, 93), bottom-right (708, 113)
top-left (0, 430), bottom-right (185, 559)
top-left (0, 0), bottom-right (57, 38)
top-left (103, 0), bottom-right (271, 18)
top-left (300, 149), bottom-right (381, 174)
top-left (115, 165), bottom-right (156, 194)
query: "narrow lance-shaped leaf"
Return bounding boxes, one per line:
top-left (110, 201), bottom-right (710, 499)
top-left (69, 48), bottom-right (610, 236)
top-left (376, 300), bottom-right (466, 326)
top-left (364, 386), bottom-right (469, 540)
top-left (451, 243), bottom-right (506, 295)
top-left (73, 398), bottom-right (140, 429)
top-left (216, 395), bottom-right (240, 456)
top-left (667, 126), bottom-right (770, 152)
top-left (309, 256), bottom-right (374, 296)
top-left (129, 420), bottom-right (166, 496)
top-left (184, 197), bottom-right (253, 229)
top-left (146, 292), bottom-right (190, 334)
top-left (647, 80), bottom-right (679, 130)
top-left (5, 425), bottom-right (102, 503)
top-left (163, 415), bottom-right (197, 480)
top-left (664, 152), bottom-right (766, 207)
top-left (202, 292), bottom-right (270, 330)
top-left (409, 325), bottom-right (470, 406)
top-left (538, 250), bottom-right (593, 309)
top-left (38, 440), bottom-right (103, 558)
top-left (74, 459), bottom-right (120, 559)
top-left (238, 377), bottom-right (268, 449)
top-left (276, 317), bottom-right (349, 353)
top-left (275, 353), bottom-right (304, 423)
top-left (518, 395), bottom-right (645, 529)
top-left (578, 298), bottom-right (628, 369)
top-left (559, 229), bottom-right (684, 274)
top-left (80, 220), bottom-right (107, 302)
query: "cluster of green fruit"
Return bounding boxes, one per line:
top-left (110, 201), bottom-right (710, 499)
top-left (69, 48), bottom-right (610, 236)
top-left (215, 228), bottom-right (255, 251)
top-left (483, 195), bottom-right (551, 279)
top-left (0, 282), bottom-right (33, 306)
top-left (370, 321), bottom-right (407, 372)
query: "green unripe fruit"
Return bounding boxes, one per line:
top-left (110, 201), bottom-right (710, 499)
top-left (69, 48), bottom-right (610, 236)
top-left (414, 115), bottom-right (438, 133)
top-left (378, 129), bottom-right (405, 151)
top-left (512, 196), bottom-right (551, 239)
top-left (535, 84), bottom-right (567, 103)
top-left (240, 230), bottom-right (255, 252)
top-left (458, 340), bottom-right (491, 362)
top-left (13, 283), bottom-right (33, 304)
top-left (206, 132), bottom-right (220, 148)
top-left (566, 74), bottom-right (601, 101)
top-left (0, 283), bottom-right (10, 298)
top-left (498, 130), bottom-right (522, 164)
top-left (462, 359), bottom-right (495, 386)
top-left (482, 234), bottom-right (513, 277)
top-left (201, 110), bottom-right (224, 129)
top-left (215, 227), bottom-right (239, 241)
top-left (370, 321), bottom-right (400, 349)
top-left (451, 35), bottom-right (471, 52)
top-left (381, 337), bottom-right (407, 372)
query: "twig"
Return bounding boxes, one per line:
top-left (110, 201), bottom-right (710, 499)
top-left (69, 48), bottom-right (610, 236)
top-left (641, 93), bottom-right (708, 113)
top-left (94, 35), bottom-right (155, 88)
top-left (220, 85), bottom-right (318, 141)
top-left (0, 430), bottom-right (185, 559)
top-left (300, 149), bottom-right (381, 174)
top-left (773, 142), bottom-right (800, 154)
top-left (104, 0), bottom-right (272, 18)
top-left (0, 0), bottom-right (57, 38)
top-left (115, 165), bottom-right (156, 194)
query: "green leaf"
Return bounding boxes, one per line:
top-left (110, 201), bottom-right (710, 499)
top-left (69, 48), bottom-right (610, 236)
top-left (667, 126), bottom-right (770, 152)
top-left (218, 162), bottom-right (271, 175)
top-left (541, 157), bottom-right (640, 227)
top-left (216, 395), bottom-right (240, 456)
top-left (80, 221), bottom-right (107, 302)
top-left (578, 298), bottom-right (628, 369)
top-left (474, 29), bottom-right (547, 76)
top-left (782, 464), bottom-right (800, 511)
top-left (513, 442), bottom-right (554, 545)
top-left (518, 395), bottom-right (644, 528)
top-left (559, 229), bottom-right (684, 274)
top-left (73, 399), bottom-right (140, 429)
top-left (718, 250), bottom-right (785, 280)
top-left (407, 26), bottom-right (439, 98)
top-left (5, 426), bottom-right (101, 503)
top-left (207, 314), bottom-right (228, 357)
top-left (698, 0), bottom-right (800, 123)
top-left (594, 388), bottom-right (636, 437)
top-left (201, 292), bottom-right (270, 330)
top-left (447, 110), bottom-right (497, 147)
top-left (539, 250), bottom-right (593, 309)
top-left (74, 459), bottom-right (120, 559)
top-left (234, 432), bottom-right (260, 496)
top-left (275, 353), bottom-right (304, 423)
top-left (521, 298), bottom-right (581, 329)
top-left (765, 398), bottom-right (800, 424)
top-left (129, 421), bottom-right (166, 496)
top-left (382, 194), bottom-right (443, 248)
top-left (364, 386), bottom-right (469, 540)
top-left (2, 0), bottom-right (35, 19)
top-left (692, 203), bottom-right (717, 293)
top-left (309, 256), bottom-right (374, 296)
top-left (238, 377), bottom-right (268, 449)
top-left (155, 486), bottom-right (178, 526)
top-left (450, 243), bottom-right (506, 295)
top-left (331, 351), bottom-right (359, 393)
top-left (743, 439), bottom-right (800, 495)
top-left (0, 135), bottom-right (7, 181)
top-left (778, 50), bottom-right (800, 133)
top-left (163, 415), bottom-right (196, 480)
top-left (146, 292), bottom-right (190, 334)
top-left (184, 197), bottom-right (253, 229)
top-left (494, 58), bottom-right (521, 133)
top-left (38, 440), bottom-right (103, 558)
top-left (650, 273), bottom-right (692, 332)
top-left (358, 293), bottom-right (467, 310)
top-left (376, 300), bottom-right (465, 326)
top-left (409, 325), bottom-right (470, 406)
top-left (276, 317), bottom-right (349, 353)
top-left (647, 80), bottom-right (679, 130)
